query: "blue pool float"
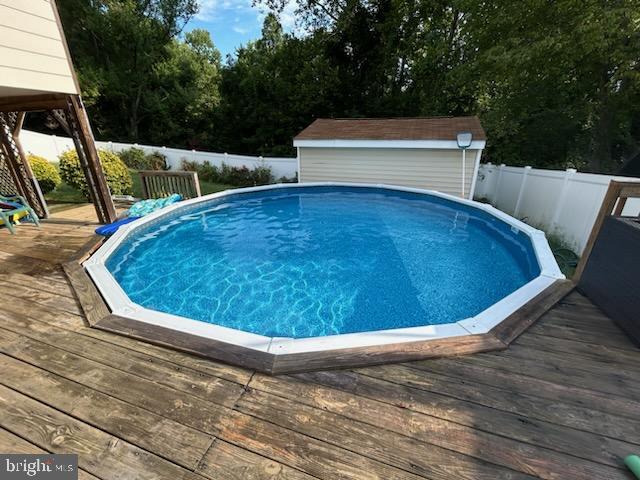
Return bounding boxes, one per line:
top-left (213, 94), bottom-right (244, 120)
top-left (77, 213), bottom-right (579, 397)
top-left (128, 194), bottom-right (183, 217)
top-left (96, 194), bottom-right (183, 236)
top-left (95, 216), bottom-right (141, 236)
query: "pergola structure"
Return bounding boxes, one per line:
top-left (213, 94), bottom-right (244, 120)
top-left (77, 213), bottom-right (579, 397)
top-left (0, 0), bottom-right (116, 224)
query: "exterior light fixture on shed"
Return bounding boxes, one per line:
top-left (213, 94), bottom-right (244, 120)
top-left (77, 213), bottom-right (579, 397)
top-left (457, 131), bottom-right (473, 198)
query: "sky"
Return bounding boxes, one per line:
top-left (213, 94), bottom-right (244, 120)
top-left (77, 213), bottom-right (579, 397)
top-left (185, 0), bottom-right (298, 61)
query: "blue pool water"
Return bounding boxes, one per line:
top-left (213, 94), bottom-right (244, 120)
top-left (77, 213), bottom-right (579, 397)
top-left (106, 186), bottom-right (540, 338)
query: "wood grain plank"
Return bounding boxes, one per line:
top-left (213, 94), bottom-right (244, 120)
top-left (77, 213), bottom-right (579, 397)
top-left (0, 428), bottom-right (102, 480)
top-left (497, 343), bottom-right (640, 380)
top-left (0, 308), bottom-right (247, 404)
top-left (0, 428), bottom-right (43, 454)
top-left (0, 251), bottom-right (60, 275)
top-left (0, 272), bottom-right (76, 298)
top-left (515, 331), bottom-right (640, 366)
top-left (271, 332), bottom-right (506, 374)
top-left (96, 314), bottom-right (276, 373)
top-left (297, 369), bottom-right (636, 469)
top-left (0, 328), bottom-right (234, 435)
top-left (217, 410), bottom-right (428, 480)
top-left (0, 353), bottom-right (213, 469)
top-left (528, 318), bottom-right (639, 351)
top-left (68, 234), bottom-right (103, 263)
top-left (457, 349), bottom-right (640, 401)
top-left (0, 278), bottom-right (81, 315)
top-left (0, 298), bottom-right (252, 385)
top-left (62, 261), bottom-right (109, 326)
top-left (0, 385), bottom-right (206, 480)
top-left (248, 373), bottom-right (629, 479)
top-left (490, 279), bottom-right (574, 344)
top-left (236, 387), bottom-right (539, 480)
top-left (363, 362), bottom-right (640, 443)
top-left (199, 440), bottom-right (319, 480)
top-left (403, 357), bottom-right (640, 420)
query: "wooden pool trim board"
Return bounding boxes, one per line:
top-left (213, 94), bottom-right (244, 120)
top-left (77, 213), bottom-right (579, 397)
top-left (64, 235), bottom-right (574, 374)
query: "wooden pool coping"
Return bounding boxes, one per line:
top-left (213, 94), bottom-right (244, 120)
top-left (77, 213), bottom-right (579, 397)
top-left (64, 235), bottom-right (574, 375)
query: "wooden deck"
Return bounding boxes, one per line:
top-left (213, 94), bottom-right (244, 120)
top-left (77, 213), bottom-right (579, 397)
top-left (0, 207), bottom-right (639, 479)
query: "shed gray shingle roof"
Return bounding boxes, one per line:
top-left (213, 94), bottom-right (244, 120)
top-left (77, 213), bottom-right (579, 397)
top-left (295, 116), bottom-right (486, 142)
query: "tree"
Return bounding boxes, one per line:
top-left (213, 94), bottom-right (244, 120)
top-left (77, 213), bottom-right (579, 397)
top-left (461, 0), bottom-right (640, 171)
top-left (56, 0), bottom-right (640, 173)
top-left (215, 15), bottom-right (340, 156)
top-left (58, 0), bottom-right (198, 141)
top-left (145, 29), bottom-right (222, 148)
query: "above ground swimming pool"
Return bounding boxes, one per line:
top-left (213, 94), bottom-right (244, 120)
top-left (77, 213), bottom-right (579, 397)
top-left (85, 183), bottom-right (564, 371)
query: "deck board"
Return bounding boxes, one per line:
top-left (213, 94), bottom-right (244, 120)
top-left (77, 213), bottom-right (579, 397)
top-left (0, 211), bottom-right (638, 479)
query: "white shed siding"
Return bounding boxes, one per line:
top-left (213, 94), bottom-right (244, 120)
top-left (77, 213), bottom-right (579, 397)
top-left (0, 1), bottom-right (78, 95)
top-left (299, 147), bottom-right (478, 197)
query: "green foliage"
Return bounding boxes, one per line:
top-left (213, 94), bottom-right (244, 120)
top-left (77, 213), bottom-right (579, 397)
top-left (181, 159), bottom-right (274, 187)
top-left (145, 151), bottom-right (169, 171)
top-left (119, 148), bottom-right (168, 170)
top-left (145, 29), bottom-right (222, 148)
top-left (215, 16), bottom-right (339, 156)
top-left (57, 0), bottom-right (200, 141)
top-left (278, 173), bottom-right (298, 183)
top-left (56, 0), bottom-right (640, 174)
top-left (461, 0), bottom-right (640, 172)
top-left (28, 155), bottom-right (61, 194)
top-left (59, 149), bottom-right (133, 198)
top-left (119, 148), bottom-right (147, 169)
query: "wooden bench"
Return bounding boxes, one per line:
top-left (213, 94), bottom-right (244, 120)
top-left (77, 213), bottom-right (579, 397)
top-left (139, 170), bottom-right (201, 200)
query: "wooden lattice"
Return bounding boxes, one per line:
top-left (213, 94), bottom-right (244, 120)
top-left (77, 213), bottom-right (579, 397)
top-left (0, 94), bottom-right (116, 224)
top-left (0, 145), bottom-right (19, 196)
top-left (0, 112), bottom-right (47, 217)
top-left (52, 97), bottom-right (116, 224)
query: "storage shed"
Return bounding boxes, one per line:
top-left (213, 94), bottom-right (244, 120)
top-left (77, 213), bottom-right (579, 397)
top-left (294, 117), bottom-right (486, 198)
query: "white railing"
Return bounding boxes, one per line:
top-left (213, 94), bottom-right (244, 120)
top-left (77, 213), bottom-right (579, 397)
top-left (474, 163), bottom-right (640, 254)
top-left (20, 130), bottom-right (298, 179)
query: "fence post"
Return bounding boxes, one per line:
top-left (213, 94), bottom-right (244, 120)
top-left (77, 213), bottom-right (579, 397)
top-left (478, 162), bottom-right (490, 198)
top-left (513, 166), bottom-right (531, 218)
top-left (52, 134), bottom-right (59, 156)
top-left (550, 168), bottom-right (577, 232)
top-left (494, 164), bottom-right (506, 206)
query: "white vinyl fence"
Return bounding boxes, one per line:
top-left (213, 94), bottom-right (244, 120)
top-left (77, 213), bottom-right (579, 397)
top-left (20, 130), bottom-right (298, 179)
top-left (474, 163), bottom-right (640, 254)
top-left (21, 129), bottom-right (640, 254)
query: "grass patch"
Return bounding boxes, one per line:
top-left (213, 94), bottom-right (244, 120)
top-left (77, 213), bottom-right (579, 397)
top-left (45, 181), bottom-right (86, 204)
top-left (544, 233), bottom-right (579, 278)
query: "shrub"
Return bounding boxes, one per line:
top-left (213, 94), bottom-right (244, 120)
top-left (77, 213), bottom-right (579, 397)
top-left (59, 149), bottom-right (132, 198)
top-left (145, 151), bottom-right (168, 171)
top-left (278, 173), bottom-right (298, 183)
top-left (119, 147), bottom-right (168, 171)
top-left (27, 154), bottom-right (61, 193)
top-left (119, 147), bottom-right (147, 169)
top-left (180, 159), bottom-right (199, 172)
top-left (180, 159), bottom-right (274, 187)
